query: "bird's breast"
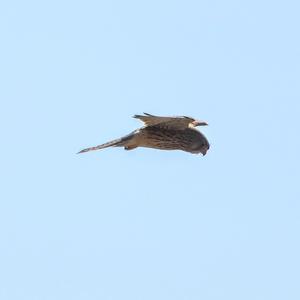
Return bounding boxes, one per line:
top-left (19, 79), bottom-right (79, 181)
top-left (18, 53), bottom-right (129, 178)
top-left (138, 127), bottom-right (207, 153)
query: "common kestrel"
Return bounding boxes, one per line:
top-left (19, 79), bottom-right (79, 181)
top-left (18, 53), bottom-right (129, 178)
top-left (78, 113), bottom-right (210, 155)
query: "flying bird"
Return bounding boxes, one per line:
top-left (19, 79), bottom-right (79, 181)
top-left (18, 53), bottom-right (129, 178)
top-left (78, 113), bottom-right (210, 155)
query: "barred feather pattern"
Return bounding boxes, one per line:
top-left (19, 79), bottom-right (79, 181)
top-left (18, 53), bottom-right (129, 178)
top-left (138, 126), bottom-right (209, 154)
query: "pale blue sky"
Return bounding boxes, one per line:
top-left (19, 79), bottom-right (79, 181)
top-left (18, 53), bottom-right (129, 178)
top-left (1, 1), bottom-right (300, 299)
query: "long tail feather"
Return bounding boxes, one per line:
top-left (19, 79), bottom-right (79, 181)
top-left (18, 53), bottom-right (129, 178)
top-left (77, 138), bottom-right (124, 154)
top-left (77, 132), bottom-right (136, 154)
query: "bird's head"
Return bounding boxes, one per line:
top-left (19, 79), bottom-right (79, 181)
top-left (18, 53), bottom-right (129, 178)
top-left (200, 143), bottom-right (210, 156)
top-left (190, 138), bottom-right (210, 156)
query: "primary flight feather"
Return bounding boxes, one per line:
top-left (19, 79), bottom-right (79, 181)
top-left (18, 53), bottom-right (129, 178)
top-left (78, 113), bottom-right (210, 155)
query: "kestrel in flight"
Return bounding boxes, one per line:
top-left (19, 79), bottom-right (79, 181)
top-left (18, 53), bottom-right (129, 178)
top-left (78, 113), bottom-right (210, 155)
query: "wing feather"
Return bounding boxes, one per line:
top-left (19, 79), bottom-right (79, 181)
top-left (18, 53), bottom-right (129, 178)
top-left (133, 113), bottom-right (193, 130)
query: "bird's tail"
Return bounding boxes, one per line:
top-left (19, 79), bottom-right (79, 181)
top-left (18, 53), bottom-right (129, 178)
top-left (77, 133), bottom-right (135, 154)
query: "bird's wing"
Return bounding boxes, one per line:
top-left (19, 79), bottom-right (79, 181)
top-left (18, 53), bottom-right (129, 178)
top-left (133, 113), bottom-right (192, 130)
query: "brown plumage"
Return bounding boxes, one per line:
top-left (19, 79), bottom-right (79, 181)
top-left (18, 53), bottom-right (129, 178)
top-left (78, 113), bottom-right (210, 155)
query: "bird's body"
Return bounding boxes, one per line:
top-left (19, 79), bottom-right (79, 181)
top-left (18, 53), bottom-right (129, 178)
top-left (78, 113), bottom-right (210, 155)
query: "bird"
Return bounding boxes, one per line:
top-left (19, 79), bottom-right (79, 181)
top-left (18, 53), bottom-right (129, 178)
top-left (78, 113), bottom-right (210, 155)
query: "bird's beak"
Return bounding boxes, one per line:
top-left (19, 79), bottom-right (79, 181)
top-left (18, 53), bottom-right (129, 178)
top-left (201, 149), bottom-right (207, 156)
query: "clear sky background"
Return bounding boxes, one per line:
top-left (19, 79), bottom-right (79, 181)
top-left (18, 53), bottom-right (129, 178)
top-left (1, 1), bottom-right (299, 299)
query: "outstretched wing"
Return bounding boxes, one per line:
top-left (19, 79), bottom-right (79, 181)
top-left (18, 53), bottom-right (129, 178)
top-left (133, 113), bottom-right (194, 130)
